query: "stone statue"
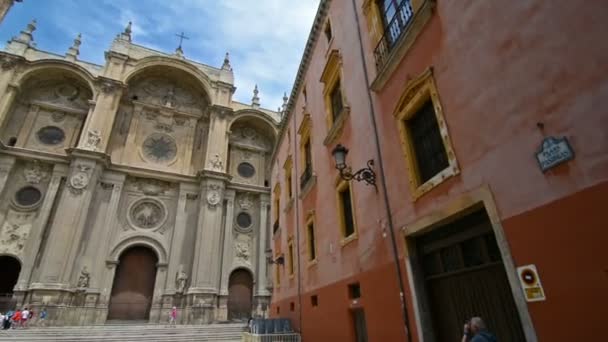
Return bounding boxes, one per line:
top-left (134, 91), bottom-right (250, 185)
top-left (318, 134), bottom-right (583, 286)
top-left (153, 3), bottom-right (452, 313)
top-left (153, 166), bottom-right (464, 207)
top-left (175, 269), bottom-right (188, 294)
top-left (84, 129), bottom-right (102, 150)
top-left (209, 153), bottom-right (223, 171)
top-left (77, 267), bottom-right (90, 288)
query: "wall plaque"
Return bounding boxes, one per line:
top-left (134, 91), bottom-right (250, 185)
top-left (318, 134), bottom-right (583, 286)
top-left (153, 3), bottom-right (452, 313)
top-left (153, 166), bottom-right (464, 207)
top-left (517, 264), bottom-right (546, 302)
top-left (536, 136), bottom-right (574, 172)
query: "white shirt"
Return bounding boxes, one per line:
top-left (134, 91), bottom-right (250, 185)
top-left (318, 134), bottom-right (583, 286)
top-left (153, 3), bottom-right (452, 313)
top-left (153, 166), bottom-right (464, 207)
top-left (22, 310), bottom-right (29, 319)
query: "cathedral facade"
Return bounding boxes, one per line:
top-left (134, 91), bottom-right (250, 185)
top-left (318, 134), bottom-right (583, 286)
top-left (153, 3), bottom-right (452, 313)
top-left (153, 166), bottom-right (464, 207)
top-left (0, 20), bottom-right (278, 325)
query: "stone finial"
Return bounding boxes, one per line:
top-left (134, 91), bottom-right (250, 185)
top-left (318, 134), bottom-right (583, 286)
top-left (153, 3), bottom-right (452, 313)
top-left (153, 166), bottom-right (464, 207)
top-left (281, 92), bottom-right (289, 112)
top-left (119, 21), bottom-right (132, 41)
top-left (13, 19), bottom-right (36, 44)
top-left (65, 33), bottom-right (81, 61)
top-left (252, 84), bottom-right (260, 108)
top-left (174, 45), bottom-right (184, 58)
top-left (221, 52), bottom-right (232, 71)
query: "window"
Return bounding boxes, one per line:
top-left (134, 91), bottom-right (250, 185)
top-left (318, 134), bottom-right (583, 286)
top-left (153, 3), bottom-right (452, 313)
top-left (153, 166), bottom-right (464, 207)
top-left (290, 302), bottom-right (295, 312)
top-left (14, 186), bottom-right (42, 208)
top-left (337, 180), bottom-right (357, 242)
top-left (237, 162), bottom-right (256, 178)
top-left (378, 0), bottom-right (414, 46)
top-left (320, 50), bottom-right (350, 146)
top-left (284, 156), bottom-right (293, 199)
top-left (408, 100), bottom-right (449, 183)
top-left (311, 295), bottom-right (319, 307)
top-left (288, 239), bottom-right (295, 276)
top-left (303, 87), bottom-right (308, 104)
top-left (236, 212), bottom-right (252, 229)
top-left (276, 306), bottom-right (280, 314)
top-left (329, 80), bottom-right (344, 121)
top-left (298, 114), bottom-right (315, 193)
top-left (273, 184), bottom-right (281, 234)
top-left (37, 126), bottom-right (65, 145)
top-left (306, 213), bottom-right (317, 262)
top-left (395, 69), bottom-right (459, 199)
top-left (348, 283), bottom-right (362, 299)
top-left (324, 20), bottom-right (332, 42)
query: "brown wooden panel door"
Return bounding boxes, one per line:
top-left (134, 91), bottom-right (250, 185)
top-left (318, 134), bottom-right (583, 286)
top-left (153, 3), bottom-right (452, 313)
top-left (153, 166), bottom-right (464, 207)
top-left (107, 247), bottom-right (158, 321)
top-left (227, 269), bottom-right (253, 320)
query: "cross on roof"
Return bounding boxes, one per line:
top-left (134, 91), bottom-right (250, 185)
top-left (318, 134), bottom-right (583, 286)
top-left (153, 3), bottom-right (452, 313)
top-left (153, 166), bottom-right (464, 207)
top-left (175, 32), bottom-right (189, 49)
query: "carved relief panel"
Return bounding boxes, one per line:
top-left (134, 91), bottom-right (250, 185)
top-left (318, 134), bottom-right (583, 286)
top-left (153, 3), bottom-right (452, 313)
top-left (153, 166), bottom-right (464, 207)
top-left (0, 161), bottom-right (53, 257)
top-left (119, 177), bottom-right (177, 236)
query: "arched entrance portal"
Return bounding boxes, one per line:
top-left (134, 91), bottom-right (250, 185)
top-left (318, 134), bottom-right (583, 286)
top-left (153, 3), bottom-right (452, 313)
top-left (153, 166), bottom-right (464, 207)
top-left (227, 269), bottom-right (253, 321)
top-left (0, 256), bottom-right (20, 312)
top-left (107, 247), bottom-right (158, 321)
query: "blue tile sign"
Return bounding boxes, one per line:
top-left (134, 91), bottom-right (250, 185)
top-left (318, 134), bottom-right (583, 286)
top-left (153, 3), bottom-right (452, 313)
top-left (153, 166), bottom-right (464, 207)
top-left (536, 136), bottom-right (574, 172)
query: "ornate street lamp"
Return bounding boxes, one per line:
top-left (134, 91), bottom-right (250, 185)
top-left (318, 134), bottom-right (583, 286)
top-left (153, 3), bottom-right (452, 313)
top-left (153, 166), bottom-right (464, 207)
top-left (265, 248), bottom-right (284, 265)
top-left (331, 144), bottom-right (376, 187)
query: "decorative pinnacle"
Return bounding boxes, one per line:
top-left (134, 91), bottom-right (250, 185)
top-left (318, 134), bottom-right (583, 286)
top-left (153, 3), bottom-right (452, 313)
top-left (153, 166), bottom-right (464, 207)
top-left (13, 19), bottom-right (36, 44)
top-left (66, 33), bottom-right (82, 61)
top-left (252, 84), bottom-right (260, 108)
top-left (26, 19), bottom-right (37, 34)
top-left (282, 92), bottom-right (289, 111)
top-left (222, 52), bottom-right (232, 71)
top-left (125, 21), bottom-right (132, 35)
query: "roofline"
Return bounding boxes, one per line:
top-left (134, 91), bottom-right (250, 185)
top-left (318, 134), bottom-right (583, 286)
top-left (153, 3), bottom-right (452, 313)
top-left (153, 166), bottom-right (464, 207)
top-left (269, 0), bottom-right (331, 165)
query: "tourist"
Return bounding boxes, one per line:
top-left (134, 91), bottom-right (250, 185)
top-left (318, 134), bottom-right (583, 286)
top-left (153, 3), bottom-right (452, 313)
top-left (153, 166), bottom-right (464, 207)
top-left (169, 306), bottom-right (177, 327)
top-left (38, 308), bottom-right (48, 327)
top-left (11, 309), bottom-right (21, 329)
top-left (3, 310), bottom-right (13, 330)
top-left (462, 317), bottom-right (497, 342)
top-left (21, 307), bottom-right (30, 328)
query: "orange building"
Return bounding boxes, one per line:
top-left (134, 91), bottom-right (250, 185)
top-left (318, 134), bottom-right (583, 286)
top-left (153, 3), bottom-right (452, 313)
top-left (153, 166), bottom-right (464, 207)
top-left (269, 0), bottom-right (608, 341)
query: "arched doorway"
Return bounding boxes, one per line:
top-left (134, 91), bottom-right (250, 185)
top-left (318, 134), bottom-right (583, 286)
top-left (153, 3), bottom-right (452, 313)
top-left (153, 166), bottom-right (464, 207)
top-left (227, 269), bottom-right (253, 321)
top-left (107, 247), bottom-right (158, 321)
top-left (0, 256), bottom-right (20, 311)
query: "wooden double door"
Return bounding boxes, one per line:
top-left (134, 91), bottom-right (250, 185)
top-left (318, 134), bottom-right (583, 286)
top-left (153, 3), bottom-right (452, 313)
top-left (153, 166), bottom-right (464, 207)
top-left (416, 210), bottom-right (526, 341)
top-left (107, 247), bottom-right (158, 321)
top-left (227, 269), bottom-right (253, 321)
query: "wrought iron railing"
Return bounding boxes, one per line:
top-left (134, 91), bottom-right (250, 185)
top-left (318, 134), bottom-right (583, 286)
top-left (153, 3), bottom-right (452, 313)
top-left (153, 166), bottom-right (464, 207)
top-left (299, 164), bottom-right (313, 191)
top-left (374, 0), bottom-right (415, 69)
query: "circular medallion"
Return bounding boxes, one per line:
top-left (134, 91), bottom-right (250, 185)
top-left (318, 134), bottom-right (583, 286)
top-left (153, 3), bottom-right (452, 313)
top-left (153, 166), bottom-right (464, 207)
top-left (142, 133), bottom-right (177, 164)
top-left (237, 162), bottom-right (255, 178)
top-left (129, 198), bottom-right (166, 230)
top-left (14, 186), bottom-right (42, 208)
top-left (236, 212), bottom-right (252, 229)
top-left (37, 126), bottom-right (65, 145)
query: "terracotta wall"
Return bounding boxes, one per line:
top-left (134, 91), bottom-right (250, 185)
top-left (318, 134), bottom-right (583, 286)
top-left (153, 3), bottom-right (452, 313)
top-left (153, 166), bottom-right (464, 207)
top-left (270, 0), bottom-right (608, 340)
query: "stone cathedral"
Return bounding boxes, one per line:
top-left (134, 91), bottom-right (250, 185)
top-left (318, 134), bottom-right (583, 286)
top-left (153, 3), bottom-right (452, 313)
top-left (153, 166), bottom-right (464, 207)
top-left (0, 21), bottom-right (280, 325)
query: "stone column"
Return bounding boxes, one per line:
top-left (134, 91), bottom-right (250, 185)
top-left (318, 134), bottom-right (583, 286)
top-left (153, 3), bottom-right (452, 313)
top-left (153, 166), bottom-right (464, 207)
top-left (32, 151), bottom-right (105, 289)
top-left (0, 82), bottom-right (19, 129)
top-left (15, 163), bottom-right (67, 291)
top-left (204, 105), bottom-right (231, 172)
top-left (256, 194), bottom-right (271, 296)
top-left (219, 189), bottom-right (236, 295)
top-left (0, 155), bottom-right (16, 196)
top-left (90, 172), bottom-right (125, 291)
top-left (190, 175), bottom-right (229, 293)
top-left (165, 182), bottom-right (198, 293)
top-left (120, 104), bottom-right (142, 163)
top-left (78, 79), bottom-right (123, 153)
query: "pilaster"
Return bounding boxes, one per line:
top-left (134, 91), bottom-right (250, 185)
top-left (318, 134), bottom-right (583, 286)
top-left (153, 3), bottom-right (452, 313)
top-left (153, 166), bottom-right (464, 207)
top-left (15, 163), bottom-right (68, 291)
top-left (0, 154), bottom-right (16, 196)
top-left (204, 105), bottom-right (232, 173)
top-left (0, 79), bottom-right (20, 130)
top-left (32, 149), bottom-right (108, 288)
top-left (165, 182), bottom-right (198, 294)
top-left (78, 78), bottom-right (124, 153)
top-left (256, 194), bottom-right (271, 296)
top-left (219, 189), bottom-right (236, 296)
top-left (190, 171), bottom-right (230, 294)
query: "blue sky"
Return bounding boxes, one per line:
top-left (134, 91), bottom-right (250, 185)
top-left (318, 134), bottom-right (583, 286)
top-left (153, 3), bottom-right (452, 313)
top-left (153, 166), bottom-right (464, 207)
top-left (0, 0), bottom-right (319, 110)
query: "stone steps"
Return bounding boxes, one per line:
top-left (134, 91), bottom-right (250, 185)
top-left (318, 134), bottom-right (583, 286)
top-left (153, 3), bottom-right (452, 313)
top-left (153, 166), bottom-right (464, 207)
top-left (0, 323), bottom-right (246, 342)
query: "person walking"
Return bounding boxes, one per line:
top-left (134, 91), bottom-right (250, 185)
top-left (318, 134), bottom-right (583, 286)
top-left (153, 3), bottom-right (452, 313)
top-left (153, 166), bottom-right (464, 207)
top-left (462, 317), bottom-right (497, 342)
top-left (3, 310), bottom-right (13, 330)
top-left (169, 306), bottom-right (177, 327)
top-left (11, 309), bottom-right (21, 329)
top-left (21, 308), bottom-right (29, 328)
top-left (38, 308), bottom-right (47, 327)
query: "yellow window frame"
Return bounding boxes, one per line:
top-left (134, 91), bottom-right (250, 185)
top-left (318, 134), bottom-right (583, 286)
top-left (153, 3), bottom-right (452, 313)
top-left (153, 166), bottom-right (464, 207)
top-left (320, 50), bottom-right (350, 146)
top-left (305, 210), bottom-right (317, 264)
top-left (287, 237), bottom-right (295, 278)
top-left (394, 68), bottom-right (459, 200)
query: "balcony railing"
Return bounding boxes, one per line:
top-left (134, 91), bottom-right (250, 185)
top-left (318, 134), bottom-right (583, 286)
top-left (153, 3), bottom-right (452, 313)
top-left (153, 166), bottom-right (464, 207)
top-left (300, 164), bottom-right (313, 191)
top-left (273, 219), bottom-right (279, 234)
top-left (374, 0), bottom-right (415, 69)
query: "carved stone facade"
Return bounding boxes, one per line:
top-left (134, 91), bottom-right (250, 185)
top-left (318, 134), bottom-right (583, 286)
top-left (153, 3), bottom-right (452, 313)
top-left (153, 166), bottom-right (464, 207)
top-left (0, 21), bottom-right (279, 326)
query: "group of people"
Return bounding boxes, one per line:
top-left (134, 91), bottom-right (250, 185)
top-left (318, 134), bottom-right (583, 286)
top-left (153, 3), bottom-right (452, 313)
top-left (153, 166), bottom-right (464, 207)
top-left (0, 308), bottom-right (47, 330)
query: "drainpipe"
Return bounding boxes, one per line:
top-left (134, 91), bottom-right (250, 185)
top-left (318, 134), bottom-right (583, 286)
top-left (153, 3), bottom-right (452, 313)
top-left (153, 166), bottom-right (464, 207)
top-left (291, 105), bottom-right (304, 333)
top-left (350, 0), bottom-right (413, 341)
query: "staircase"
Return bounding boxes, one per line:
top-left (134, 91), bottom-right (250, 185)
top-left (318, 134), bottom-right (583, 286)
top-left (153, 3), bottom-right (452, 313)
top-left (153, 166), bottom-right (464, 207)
top-left (0, 323), bottom-right (246, 341)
